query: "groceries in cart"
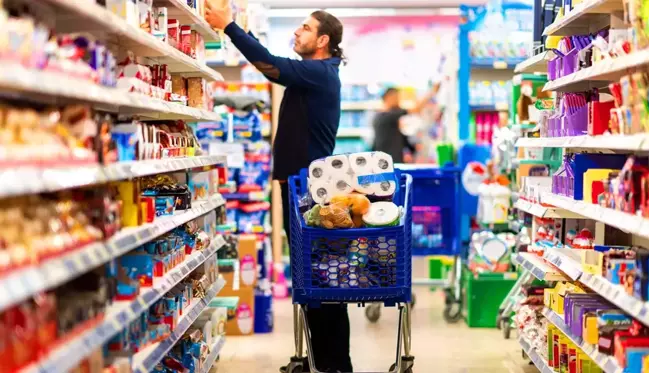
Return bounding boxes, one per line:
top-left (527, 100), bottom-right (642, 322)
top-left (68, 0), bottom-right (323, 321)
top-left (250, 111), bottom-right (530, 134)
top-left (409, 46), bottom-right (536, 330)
top-left (468, 231), bottom-right (516, 274)
top-left (302, 151), bottom-right (402, 229)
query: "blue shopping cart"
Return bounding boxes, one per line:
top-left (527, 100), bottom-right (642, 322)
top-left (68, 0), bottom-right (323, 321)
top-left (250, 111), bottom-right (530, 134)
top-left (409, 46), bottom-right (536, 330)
top-left (283, 168), bottom-right (415, 373)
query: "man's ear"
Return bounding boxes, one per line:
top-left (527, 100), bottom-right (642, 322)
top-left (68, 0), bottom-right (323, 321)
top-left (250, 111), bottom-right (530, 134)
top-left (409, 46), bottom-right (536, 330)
top-left (317, 34), bottom-right (330, 50)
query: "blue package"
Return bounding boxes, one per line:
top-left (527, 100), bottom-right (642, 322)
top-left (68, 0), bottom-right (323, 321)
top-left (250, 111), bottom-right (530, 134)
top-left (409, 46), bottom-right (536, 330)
top-left (195, 120), bottom-right (228, 143)
top-left (233, 111), bottom-right (262, 142)
top-left (111, 127), bottom-right (138, 162)
top-left (238, 160), bottom-right (270, 192)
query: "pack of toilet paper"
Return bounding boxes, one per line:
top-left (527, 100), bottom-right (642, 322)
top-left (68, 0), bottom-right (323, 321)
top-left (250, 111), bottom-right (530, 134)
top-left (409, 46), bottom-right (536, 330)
top-left (307, 151), bottom-right (397, 205)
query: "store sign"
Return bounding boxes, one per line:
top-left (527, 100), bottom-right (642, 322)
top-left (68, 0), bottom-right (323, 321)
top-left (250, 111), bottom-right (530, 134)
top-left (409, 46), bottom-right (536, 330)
top-left (461, 161), bottom-right (487, 196)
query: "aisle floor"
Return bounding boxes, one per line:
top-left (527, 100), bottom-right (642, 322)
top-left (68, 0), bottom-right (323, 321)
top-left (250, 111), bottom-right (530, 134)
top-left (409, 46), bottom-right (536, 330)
top-left (216, 288), bottom-right (537, 373)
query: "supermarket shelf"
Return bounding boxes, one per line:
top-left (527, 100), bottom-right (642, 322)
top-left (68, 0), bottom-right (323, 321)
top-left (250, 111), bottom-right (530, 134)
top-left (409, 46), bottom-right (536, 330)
top-left (38, 241), bottom-right (225, 373)
top-left (132, 277), bottom-right (227, 373)
top-left (0, 196), bottom-right (226, 313)
top-left (514, 199), bottom-right (584, 219)
top-left (510, 123), bottom-right (538, 131)
top-left (543, 248), bottom-right (583, 281)
top-left (155, 0), bottom-right (221, 41)
top-left (580, 272), bottom-right (649, 326)
top-left (514, 52), bottom-right (555, 74)
top-left (469, 102), bottom-right (509, 111)
top-left (222, 190), bottom-right (269, 201)
top-left (41, 0), bottom-right (223, 81)
top-left (543, 0), bottom-right (624, 36)
top-left (512, 252), bottom-right (568, 281)
top-left (470, 58), bottom-right (525, 69)
top-left (200, 336), bottom-right (226, 373)
top-left (337, 127), bottom-right (373, 138)
top-left (515, 134), bottom-right (649, 151)
top-left (341, 101), bottom-right (381, 111)
top-left (206, 60), bottom-right (248, 67)
top-left (542, 192), bottom-right (649, 240)
top-left (542, 308), bottom-right (623, 373)
top-left (0, 64), bottom-right (222, 120)
top-left (519, 337), bottom-right (554, 373)
top-left (0, 155), bottom-right (227, 199)
top-left (544, 50), bottom-right (649, 92)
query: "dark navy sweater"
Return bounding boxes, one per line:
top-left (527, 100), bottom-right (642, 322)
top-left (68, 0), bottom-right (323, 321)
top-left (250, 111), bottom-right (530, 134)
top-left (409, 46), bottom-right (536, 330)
top-left (224, 22), bottom-right (341, 180)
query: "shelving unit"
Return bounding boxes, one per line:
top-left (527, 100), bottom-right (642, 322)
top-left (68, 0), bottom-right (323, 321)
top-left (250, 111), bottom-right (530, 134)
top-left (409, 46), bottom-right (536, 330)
top-left (514, 51), bottom-right (555, 74)
top-left (514, 199), bottom-right (584, 219)
top-left (542, 308), bottom-right (623, 373)
top-left (543, 0), bottom-right (623, 36)
top-left (155, 0), bottom-right (222, 42)
top-left (512, 252), bottom-right (568, 281)
top-left (515, 135), bottom-right (649, 151)
top-left (519, 337), bottom-right (554, 373)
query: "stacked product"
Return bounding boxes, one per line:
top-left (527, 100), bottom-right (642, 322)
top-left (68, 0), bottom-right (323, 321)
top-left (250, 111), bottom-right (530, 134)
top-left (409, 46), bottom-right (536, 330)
top-left (210, 81), bottom-right (272, 136)
top-left (300, 152), bottom-right (402, 289)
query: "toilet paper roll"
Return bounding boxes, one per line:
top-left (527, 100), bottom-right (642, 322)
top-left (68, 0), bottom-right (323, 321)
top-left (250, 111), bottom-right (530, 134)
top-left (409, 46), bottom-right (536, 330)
top-left (308, 159), bottom-right (328, 182)
top-left (352, 177), bottom-right (375, 195)
top-left (374, 180), bottom-right (397, 197)
top-left (349, 152), bottom-right (374, 175)
top-left (309, 180), bottom-right (334, 204)
top-left (371, 151), bottom-right (395, 173)
top-left (324, 154), bottom-right (350, 175)
top-left (329, 175), bottom-right (354, 197)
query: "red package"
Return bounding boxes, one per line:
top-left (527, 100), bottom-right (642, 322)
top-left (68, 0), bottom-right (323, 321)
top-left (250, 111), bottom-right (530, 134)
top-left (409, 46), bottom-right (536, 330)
top-left (6, 304), bottom-right (37, 371)
top-left (167, 19), bottom-right (180, 49)
top-left (180, 26), bottom-right (192, 56)
top-left (33, 293), bottom-right (57, 360)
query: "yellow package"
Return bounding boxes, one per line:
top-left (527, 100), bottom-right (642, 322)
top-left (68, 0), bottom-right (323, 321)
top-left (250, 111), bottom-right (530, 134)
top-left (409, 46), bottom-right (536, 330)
top-left (583, 169), bottom-right (616, 204)
top-left (583, 312), bottom-right (599, 345)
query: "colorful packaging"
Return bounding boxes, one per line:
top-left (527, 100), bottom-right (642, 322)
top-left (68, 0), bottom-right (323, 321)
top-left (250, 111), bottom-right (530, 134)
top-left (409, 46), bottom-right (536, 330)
top-left (237, 202), bottom-right (269, 234)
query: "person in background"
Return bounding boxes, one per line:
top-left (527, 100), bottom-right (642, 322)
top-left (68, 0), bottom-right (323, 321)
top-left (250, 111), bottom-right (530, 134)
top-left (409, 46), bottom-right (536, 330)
top-left (205, 3), bottom-right (352, 373)
top-left (372, 86), bottom-right (439, 163)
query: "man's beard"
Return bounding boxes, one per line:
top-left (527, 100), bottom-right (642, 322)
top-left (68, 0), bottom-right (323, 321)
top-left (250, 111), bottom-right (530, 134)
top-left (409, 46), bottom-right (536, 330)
top-left (295, 44), bottom-right (316, 59)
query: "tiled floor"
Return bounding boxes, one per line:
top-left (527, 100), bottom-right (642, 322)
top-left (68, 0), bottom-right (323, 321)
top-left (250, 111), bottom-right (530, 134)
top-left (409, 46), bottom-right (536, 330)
top-left (216, 287), bottom-right (538, 373)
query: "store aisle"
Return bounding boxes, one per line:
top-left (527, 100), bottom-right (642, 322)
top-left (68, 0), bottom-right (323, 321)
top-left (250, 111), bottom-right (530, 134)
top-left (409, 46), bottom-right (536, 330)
top-left (218, 287), bottom-right (537, 373)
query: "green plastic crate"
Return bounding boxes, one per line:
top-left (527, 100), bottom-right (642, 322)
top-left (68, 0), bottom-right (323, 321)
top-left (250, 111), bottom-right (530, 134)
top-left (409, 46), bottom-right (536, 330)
top-left (428, 256), bottom-right (454, 289)
top-left (462, 267), bottom-right (517, 328)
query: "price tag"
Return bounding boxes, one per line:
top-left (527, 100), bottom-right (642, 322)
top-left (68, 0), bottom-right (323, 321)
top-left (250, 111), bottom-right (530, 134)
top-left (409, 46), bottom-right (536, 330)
top-left (493, 60), bottom-right (508, 69)
top-left (131, 297), bottom-right (146, 315)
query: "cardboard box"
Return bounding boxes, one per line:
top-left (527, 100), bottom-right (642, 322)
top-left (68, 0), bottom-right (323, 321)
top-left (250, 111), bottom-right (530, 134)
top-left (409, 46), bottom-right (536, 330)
top-left (209, 289), bottom-right (255, 336)
top-left (238, 234), bottom-right (258, 288)
top-left (187, 77), bottom-right (206, 109)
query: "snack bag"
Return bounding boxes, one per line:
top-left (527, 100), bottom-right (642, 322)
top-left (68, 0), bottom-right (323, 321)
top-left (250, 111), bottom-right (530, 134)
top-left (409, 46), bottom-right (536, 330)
top-left (319, 202), bottom-right (354, 229)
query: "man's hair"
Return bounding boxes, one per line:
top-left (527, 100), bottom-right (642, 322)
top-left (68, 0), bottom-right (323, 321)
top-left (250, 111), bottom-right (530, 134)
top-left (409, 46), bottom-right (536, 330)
top-left (382, 87), bottom-right (399, 101)
top-left (310, 10), bottom-right (346, 63)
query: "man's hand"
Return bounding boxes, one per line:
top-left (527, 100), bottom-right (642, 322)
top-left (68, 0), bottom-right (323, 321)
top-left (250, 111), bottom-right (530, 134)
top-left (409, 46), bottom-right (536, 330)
top-left (205, 0), bottom-right (233, 30)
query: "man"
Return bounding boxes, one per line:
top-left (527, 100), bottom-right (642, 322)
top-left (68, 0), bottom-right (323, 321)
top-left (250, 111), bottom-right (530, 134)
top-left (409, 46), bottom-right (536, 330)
top-left (205, 4), bottom-right (351, 373)
top-left (372, 86), bottom-right (438, 163)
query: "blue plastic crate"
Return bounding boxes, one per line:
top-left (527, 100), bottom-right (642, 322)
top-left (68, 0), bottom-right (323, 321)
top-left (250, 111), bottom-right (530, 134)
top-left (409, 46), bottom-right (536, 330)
top-left (288, 170), bottom-right (413, 306)
top-left (397, 165), bottom-right (461, 256)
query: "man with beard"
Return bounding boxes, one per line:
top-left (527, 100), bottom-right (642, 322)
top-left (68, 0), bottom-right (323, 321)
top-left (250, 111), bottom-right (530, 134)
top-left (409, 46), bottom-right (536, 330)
top-left (205, 3), bottom-right (351, 372)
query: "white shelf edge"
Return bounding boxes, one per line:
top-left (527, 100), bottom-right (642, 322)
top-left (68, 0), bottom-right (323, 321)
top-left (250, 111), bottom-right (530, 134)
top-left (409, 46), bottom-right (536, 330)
top-left (514, 199), bottom-right (584, 219)
top-left (519, 337), bottom-right (554, 373)
top-left (0, 196), bottom-right (226, 313)
top-left (44, 0), bottom-right (222, 82)
top-left (0, 64), bottom-right (221, 121)
top-left (544, 50), bottom-right (649, 92)
top-left (132, 277), bottom-right (227, 373)
top-left (542, 192), bottom-right (649, 240)
top-left (513, 252), bottom-right (568, 281)
top-left (514, 52), bottom-right (554, 74)
top-left (515, 134), bottom-right (649, 151)
top-left (0, 155), bottom-right (227, 199)
top-left (543, 248), bottom-right (583, 281)
top-left (200, 336), bottom-right (226, 373)
top-left (38, 238), bottom-right (226, 373)
top-left (161, 0), bottom-right (222, 42)
top-left (580, 273), bottom-right (649, 327)
top-left (542, 308), bottom-right (623, 373)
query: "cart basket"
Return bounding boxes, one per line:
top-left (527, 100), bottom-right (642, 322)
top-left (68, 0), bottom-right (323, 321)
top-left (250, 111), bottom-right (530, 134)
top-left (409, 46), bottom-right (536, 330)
top-left (288, 169), bottom-right (413, 307)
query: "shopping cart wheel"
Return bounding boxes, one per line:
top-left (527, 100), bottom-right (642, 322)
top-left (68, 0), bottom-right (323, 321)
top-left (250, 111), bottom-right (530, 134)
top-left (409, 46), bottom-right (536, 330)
top-left (502, 318), bottom-right (512, 340)
top-left (281, 360), bottom-right (304, 373)
top-left (443, 288), bottom-right (454, 305)
top-left (365, 304), bottom-right (381, 323)
top-left (411, 292), bottom-right (416, 308)
top-left (443, 303), bottom-right (462, 323)
top-left (389, 356), bottom-right (414, 372)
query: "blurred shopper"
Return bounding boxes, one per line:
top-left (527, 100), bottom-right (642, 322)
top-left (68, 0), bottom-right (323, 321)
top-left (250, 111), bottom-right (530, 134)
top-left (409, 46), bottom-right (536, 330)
top-left (205, 3), bottom-right (351, 372)
top-left (372, 86), bottom-right (438, 163)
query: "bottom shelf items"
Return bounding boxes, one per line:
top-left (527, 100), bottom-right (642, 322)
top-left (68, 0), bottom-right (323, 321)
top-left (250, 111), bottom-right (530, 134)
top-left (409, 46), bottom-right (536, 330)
top-left (519, 337), bottom-right (554, 373)
top-left (200, 336), bottom-right (226, 373)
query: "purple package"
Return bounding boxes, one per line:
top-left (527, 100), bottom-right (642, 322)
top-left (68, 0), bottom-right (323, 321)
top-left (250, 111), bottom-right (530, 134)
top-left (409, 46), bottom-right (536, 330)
top-left (563, 293), bottom-right (601, 326)
top-left (572, 303), bottom-right (615, 338)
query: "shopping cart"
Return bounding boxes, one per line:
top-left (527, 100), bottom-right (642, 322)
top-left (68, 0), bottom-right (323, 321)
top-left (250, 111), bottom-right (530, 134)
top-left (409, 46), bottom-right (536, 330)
top-left (283, 169), bottom-right (414, 373)
top-left (364, 164), bottom-right (462, 323)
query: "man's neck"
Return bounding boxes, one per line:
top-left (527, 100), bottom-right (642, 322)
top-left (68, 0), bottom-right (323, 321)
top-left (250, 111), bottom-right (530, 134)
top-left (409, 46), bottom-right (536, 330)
top-left (301, 50), bottom-right (332, 60)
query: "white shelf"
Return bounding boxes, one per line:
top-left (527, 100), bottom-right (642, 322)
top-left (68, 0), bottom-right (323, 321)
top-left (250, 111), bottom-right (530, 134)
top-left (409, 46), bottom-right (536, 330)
top-left (512, 252), bottom-right (568, 281)
top-left (515, 134), bottom-right (649, 151)
top-left (155, 0), bottom-right (221, 42)
top-left (0, 65), bottom-right (222, 120)
top-left (131, 277), bottom-right (226, 373)
top-left (542, 192), bottom-right (649, 240)
top-left (580, 273), bottom-right (649, 326)
top-left (543, 248), bottom-right (583, 281)
top-left (0, 196), bottom-right (226, 313)
top-left (38, 240), bottom-right (225, 373)
top-left (544, 50), bottom-right (649, 92)
top-left (337, 127), bottom-right (373, 138)
top-left (200, 336), bottom-right (226, 373)
top-left (542, 308), bottom-right (623, 373)
top-left (42, 0), bottom-right (223, 81)
top-left (0, 155), bottom-right (227, 199)
top-left (519, 337), bottom-right (554, 373)
top-left (514, 199), bottom-right (584, 219)
top-left (543, 0), bottom-right (624, 36)
top-left (514, 52), bottom-right (554, 74)
top-left (341, 101), bottom-right (382, 111)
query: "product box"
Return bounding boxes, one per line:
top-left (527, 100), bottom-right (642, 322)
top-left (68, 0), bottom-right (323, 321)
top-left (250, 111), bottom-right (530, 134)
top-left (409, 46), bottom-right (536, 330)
top-left (187, 77), bottom-right (206, 109)
top-left (209, 290), bottom-right (255, 336)
top-left (218, 236), bottom-right (257, 293)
